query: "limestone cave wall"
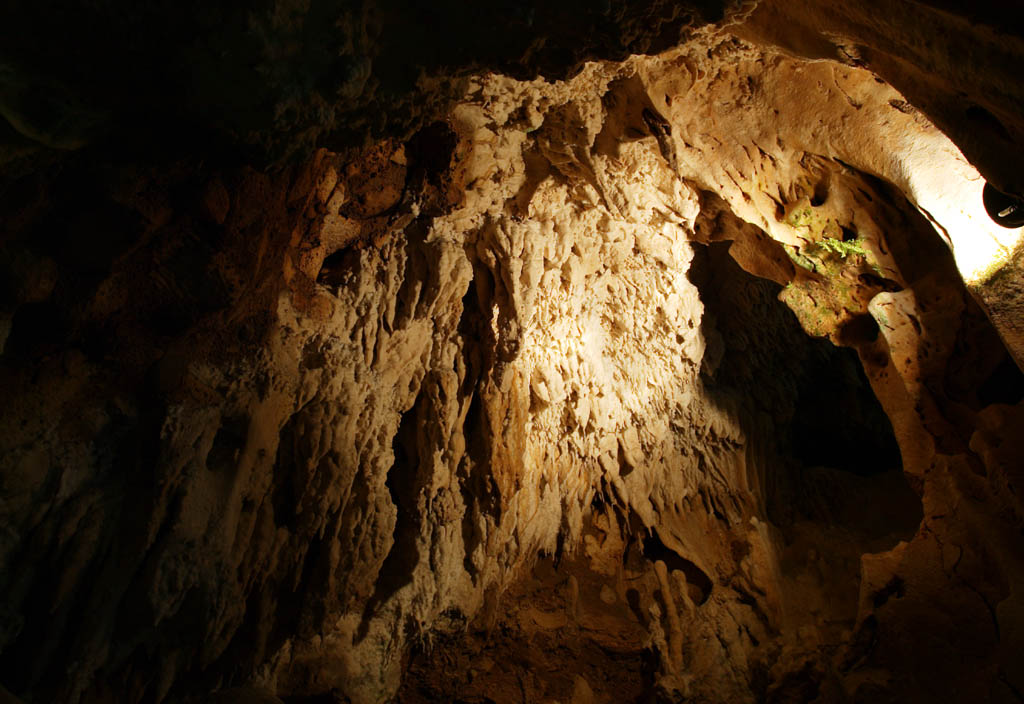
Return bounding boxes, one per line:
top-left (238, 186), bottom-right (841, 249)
top-left (1, 2), bottom-right (1023, 704)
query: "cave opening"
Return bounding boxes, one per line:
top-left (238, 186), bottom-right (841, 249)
top-left (689, 241), bottom-right (920, 533)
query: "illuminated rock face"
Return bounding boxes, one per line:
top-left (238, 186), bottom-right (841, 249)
top-left (1, 4), bottom-right (1023, 704)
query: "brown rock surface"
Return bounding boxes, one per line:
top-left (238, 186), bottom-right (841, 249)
top-left (1, 3), bottom-right (1023, 704)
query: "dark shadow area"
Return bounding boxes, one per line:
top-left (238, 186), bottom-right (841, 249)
top-left (407, 122), bottom-right (458, 182)
top-left (356, 385), bottom-right (428, 643)
top-left (374, 395), bottom-right (424, 602)
top-left (641, 534), bottom-right (713, 605)
top-left (978, 355), bottom-right (1024, 407)
top-left (455, 267), bottom-right (503, 578)
top-left (207, 414), bottom-right (249, 474)
top-left (687, 240), bottom-right (921, 538)
top-left (0, 0), bottom-right (733, 168)
top-left (317, 246), bottom-right (363, 290)
top-left (788, 339), bottom-right (900, 477)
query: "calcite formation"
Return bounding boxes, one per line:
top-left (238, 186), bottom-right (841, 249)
top-left (1, 3), bottom-right (1023, 704)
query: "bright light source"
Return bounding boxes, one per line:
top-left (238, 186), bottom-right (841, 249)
top-left (901, 136), bottom-right (1023, 285)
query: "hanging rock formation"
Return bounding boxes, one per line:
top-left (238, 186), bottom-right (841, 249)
top-left (1, 2), bottom-right (1023, 703)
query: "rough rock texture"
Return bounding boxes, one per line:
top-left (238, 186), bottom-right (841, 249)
top-left (734, 0), bottom-right (1024, 197)
top-left (2, 3), bottom-right (1024, 704)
